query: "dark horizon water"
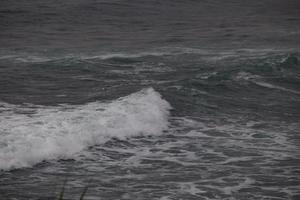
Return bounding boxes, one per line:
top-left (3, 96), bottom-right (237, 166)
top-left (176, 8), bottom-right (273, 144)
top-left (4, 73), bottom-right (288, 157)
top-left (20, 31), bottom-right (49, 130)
top-left (0, 0), bottom-right (300, 199)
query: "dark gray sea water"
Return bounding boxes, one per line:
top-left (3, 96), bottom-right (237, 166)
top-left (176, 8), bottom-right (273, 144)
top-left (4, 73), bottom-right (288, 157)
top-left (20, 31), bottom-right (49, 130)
top-left (0, 0), bottom-right (300, 199)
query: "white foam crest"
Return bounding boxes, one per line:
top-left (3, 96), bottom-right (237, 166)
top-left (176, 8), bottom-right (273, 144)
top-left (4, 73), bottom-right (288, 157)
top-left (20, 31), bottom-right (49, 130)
top-left (85, 52), bottom-right (170, 60)
top-left (234, 71), bottom-right (261, 81)
top-left (254, 81), bottom-right (300, 95)
top-left (178, 182), bottom-right (206, 195)
top-left (0, 88), bottom-right (171, 171)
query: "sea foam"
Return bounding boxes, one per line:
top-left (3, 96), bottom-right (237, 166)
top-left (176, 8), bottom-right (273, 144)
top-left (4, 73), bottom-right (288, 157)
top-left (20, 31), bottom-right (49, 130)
top-left (0, 88), bottom-right (171, 171)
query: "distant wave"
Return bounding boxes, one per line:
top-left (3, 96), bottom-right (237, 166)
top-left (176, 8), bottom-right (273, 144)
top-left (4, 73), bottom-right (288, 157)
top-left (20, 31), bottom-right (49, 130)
top-left (253, 81), bottom-right (300, 95)
top-left (0, 88), bottom-right (171, 171)
top-left (0, 47), bottom-right (295, 63)
top-left (234, 71), bottom-right (300, 94)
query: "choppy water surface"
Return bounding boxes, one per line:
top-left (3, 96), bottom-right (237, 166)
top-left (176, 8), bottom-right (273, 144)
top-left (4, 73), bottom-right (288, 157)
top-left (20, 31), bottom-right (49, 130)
top-left (0, 0), bottom-right (300, 200)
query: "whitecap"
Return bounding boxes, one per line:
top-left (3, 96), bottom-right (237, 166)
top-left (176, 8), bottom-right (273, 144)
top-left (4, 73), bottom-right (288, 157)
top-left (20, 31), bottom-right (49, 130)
top-left (0, 88), bottom-right (171, 171)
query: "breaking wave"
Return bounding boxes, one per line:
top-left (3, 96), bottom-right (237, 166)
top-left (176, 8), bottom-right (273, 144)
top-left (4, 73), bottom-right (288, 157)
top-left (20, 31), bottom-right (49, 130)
top-left (0, 88), bottom-right (171, 171)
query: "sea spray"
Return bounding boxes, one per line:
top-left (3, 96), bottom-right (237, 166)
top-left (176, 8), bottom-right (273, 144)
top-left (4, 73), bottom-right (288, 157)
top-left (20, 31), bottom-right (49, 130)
top-left (0, 88), bottom-right (171, 171)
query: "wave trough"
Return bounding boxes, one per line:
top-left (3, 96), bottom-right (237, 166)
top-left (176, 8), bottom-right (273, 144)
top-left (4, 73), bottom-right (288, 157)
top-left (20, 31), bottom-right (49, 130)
top-left (0, 88), bottom-right (171, 171)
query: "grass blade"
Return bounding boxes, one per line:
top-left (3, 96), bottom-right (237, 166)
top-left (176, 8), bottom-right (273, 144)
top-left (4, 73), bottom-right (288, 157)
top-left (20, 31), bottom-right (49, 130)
top-left (58, 179), bottom-right (67, 200)
top-left (79, 186), bottom-right (88, 200)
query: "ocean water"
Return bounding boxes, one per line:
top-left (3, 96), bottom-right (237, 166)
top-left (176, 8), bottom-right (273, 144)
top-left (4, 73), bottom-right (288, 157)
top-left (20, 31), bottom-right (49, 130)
top-left (0, 0), bottom-right (300, 199)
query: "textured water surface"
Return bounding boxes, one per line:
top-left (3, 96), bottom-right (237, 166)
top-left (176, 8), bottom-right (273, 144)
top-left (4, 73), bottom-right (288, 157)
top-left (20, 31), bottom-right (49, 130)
top-left (0, 0), bottom-right (300, 200)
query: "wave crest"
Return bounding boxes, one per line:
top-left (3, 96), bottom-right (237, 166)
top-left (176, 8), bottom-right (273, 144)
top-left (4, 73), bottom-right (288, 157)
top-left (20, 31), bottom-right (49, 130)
top-left (0, 88), bottom-right (171, 171)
